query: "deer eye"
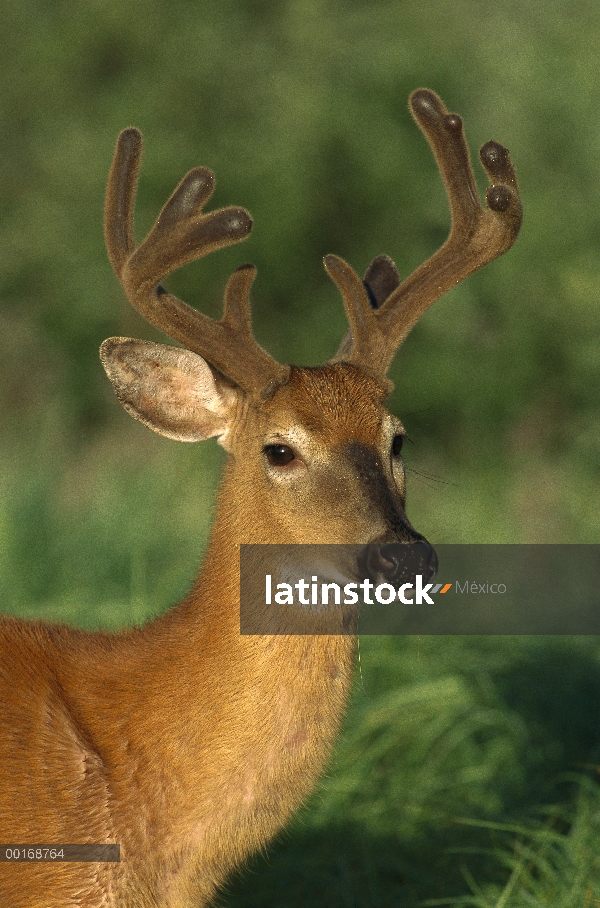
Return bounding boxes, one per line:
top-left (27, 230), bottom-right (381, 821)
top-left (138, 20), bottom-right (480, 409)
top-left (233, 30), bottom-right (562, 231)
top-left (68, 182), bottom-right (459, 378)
top-left (264, 444), bottom-right (296, 466)
top-left (392, 434), bottom-right (404, 457)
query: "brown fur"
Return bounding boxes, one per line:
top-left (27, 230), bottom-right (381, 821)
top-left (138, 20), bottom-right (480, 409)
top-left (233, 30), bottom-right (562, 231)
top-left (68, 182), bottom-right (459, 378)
top-left (0, 365), bottom-right (411, 908)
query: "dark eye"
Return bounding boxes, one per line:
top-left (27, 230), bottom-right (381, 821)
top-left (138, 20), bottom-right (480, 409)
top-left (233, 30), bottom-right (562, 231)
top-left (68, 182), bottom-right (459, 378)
top-left (264, 444), bottom-right (296, 466)
top-left (392, 434), bottom-right (404, 457)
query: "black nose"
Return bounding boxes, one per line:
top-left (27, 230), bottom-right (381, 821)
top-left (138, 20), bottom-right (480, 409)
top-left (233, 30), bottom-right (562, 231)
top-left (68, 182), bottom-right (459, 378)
top-left (382, 541), bottom-right (437, 582)
top-left (362, 540), bottom-right (438, 585)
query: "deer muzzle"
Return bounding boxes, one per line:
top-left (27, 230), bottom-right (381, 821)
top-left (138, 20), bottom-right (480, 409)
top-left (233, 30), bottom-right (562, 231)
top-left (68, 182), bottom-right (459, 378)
top-left (360, 538), bottom-right (438, 586)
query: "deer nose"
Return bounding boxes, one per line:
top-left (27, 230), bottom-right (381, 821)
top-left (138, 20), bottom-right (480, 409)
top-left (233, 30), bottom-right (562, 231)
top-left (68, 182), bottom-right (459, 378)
top-left (361, 539), bottom-right (438, 584)
top-left (381, 540), bottom-right (437, 581)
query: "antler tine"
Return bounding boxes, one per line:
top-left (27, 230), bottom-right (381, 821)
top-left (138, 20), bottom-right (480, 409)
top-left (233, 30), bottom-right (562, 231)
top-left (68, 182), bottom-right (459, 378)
top-left (328, 254), bottom-right (400, 375)
top-left (329, 89), bottom-right (522, 378)
top-left (105, 127), bottom-right (142, 276)
top-left (324, 255), bottom-right (375, 359)
top-left (105, 128), bottom-right (289, 393)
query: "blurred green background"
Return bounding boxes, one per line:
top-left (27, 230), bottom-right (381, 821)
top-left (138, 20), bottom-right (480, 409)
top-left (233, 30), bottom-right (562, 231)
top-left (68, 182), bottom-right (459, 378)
top-left (1, 1), bottom-right (600, 905)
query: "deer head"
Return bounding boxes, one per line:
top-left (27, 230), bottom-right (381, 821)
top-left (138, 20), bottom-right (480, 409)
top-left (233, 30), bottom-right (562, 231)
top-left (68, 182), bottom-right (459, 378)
top-left (100, 89), bottom-right (521, 577)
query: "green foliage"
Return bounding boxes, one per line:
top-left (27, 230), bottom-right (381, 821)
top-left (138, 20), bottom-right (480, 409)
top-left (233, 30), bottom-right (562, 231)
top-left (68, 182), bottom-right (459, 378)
top-left (1, 0), bottom-right (600, 904)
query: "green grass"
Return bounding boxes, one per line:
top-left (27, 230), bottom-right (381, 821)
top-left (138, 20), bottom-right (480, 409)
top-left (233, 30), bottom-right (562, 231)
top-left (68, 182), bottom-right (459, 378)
top-left (220, 637), bottom-right (600, 906)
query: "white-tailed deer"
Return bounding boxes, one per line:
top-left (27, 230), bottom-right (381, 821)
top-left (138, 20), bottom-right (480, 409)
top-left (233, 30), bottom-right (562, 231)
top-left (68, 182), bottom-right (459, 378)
top-left (0, 90), bottom-right (521, 907)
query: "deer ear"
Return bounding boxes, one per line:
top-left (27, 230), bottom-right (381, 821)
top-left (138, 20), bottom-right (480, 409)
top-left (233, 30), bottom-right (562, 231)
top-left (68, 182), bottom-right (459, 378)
top-left (100, 338), bottom-right (237, 443)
